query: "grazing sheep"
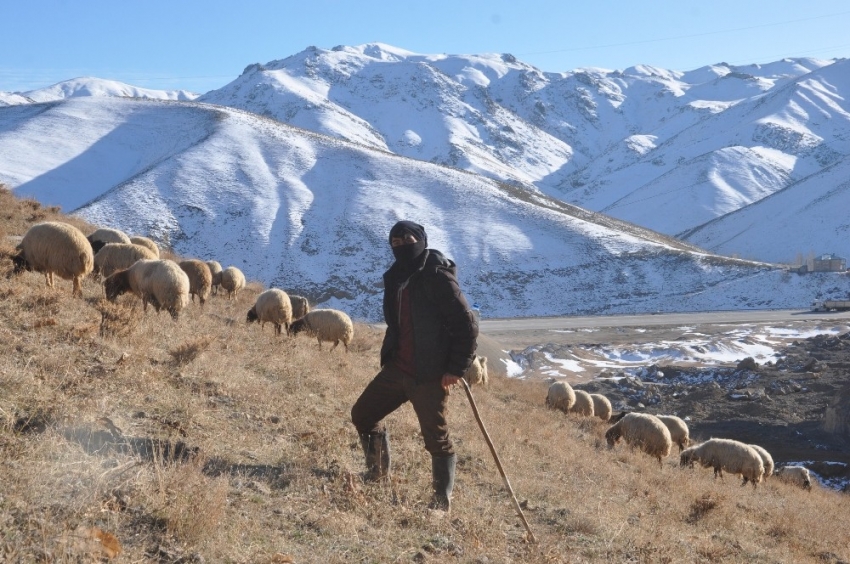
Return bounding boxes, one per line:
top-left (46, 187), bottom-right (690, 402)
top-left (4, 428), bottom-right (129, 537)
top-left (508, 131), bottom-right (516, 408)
top-left (247, 288), bottom-right (292, 336)
top-left (129, 236), bottom-right (160, 258)
top-left (87, 227), bottom-right (131, 253)
top-left (104, 259), bottom-right (190, 320)
top-left (546, 381), bottom-right (576, 413)
top-left (290, 309), bottom-right (354, 352)
top-left (178, 259), bottom-right (212, 306)
top-left (289, 294), bottom-right (311, 320)
top-left (463, 355), bottom-right (489, 387)
top-left (12, 221), bottom-right (94, 297)
top-left (748, 444), bottom-right (774, 479)
top-left (679, 438), bottom-right (764, 488)
top-left (570, 390), bottom-right (595, 417)
top-left (220, 266), bottom-right (245, 300)
top-left (774, 465), bottom-right (812, 490)
top-left (206, 260), bottom-right (223, 295)
top-left (605, 412), bottom-right (672, 467)
top-left (656, 415), bottom-right (691, 453)
top-left (589, 393), bottom-right (612, 421)
top-left (93, 243), bottom-right (158, 279)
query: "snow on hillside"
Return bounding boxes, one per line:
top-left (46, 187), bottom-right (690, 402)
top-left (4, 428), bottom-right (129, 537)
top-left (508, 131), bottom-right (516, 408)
top-left (2, 96), bottom-right (842, 321)
top-left (0, 77), bottom-right (198, 106)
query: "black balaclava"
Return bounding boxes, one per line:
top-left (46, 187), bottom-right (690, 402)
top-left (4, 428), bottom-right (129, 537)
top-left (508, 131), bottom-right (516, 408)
top-left (388, 220), bottom-right (427, 266)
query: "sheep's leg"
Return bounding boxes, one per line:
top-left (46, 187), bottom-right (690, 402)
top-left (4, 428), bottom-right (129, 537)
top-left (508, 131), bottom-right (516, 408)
top-left (274, 323), bottom-right (281, 336)
top-left (330, 340), bottom-right (339, 351)
top-left (73, 276), bottom-right (83, 298)
top-left (316, 337), bottom-right (323, 350)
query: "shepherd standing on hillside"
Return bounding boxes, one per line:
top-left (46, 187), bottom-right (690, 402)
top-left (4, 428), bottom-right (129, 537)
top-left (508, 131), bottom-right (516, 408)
top-left (351, 220), bottom-right (479, 512)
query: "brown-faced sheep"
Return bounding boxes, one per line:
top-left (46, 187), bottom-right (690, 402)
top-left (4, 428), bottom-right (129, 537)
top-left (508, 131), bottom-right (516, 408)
top-left (206, 260), bottom-right (223, 295)
top-left (680, 438), bottom-right (764, 488)
top-left (289, 294), bottom-right (311, 320)
top-left (590, 393), bottom-right (612, 421)
top-left (546, 381), bottom-right (576, 413)
top-left (605, 412), bottom-right (672, 467)
top-left (570, 390), bottom-right (595, 417)
top-left (104, 259), bottom-right (190, 320)
top-left (748, 444), bottom-right (774, 479)
top-left (220, 266), bottom-right (245, 300)
top-left (12, 221), bottom-right (94, 297)
top-left (656, 415), bottom-right (691, 453)
top-left (178, 259), bottom-right (212, 306)
top-left (87, 227), bottom-right (131, 253)
top-left (93, 243), bottom-right (158, 279)
top-left (774, 465), bottom-right (812, 490)
top-left (290, 309), bottom-right (354, 352)
top-left (247, 288), bottom-right (292, 336)
top-left (463, 355), bottom-right (489, 387)
top-left (129, 236), bottom-right (160, 258)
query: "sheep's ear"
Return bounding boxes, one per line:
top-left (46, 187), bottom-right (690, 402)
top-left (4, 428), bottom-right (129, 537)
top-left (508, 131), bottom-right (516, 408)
top-left (479, 356), bottom-right (488, 366)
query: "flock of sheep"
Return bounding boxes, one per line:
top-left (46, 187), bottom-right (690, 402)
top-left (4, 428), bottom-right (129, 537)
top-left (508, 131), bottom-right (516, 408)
top-left (8, 221), bottom-right (355, 351)
top-left (545, 381), bottom-right (813, 490)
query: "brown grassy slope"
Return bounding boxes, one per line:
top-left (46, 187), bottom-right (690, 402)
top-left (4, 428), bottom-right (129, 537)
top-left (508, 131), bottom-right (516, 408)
top-left (1, 189), bottom-right (849, 563)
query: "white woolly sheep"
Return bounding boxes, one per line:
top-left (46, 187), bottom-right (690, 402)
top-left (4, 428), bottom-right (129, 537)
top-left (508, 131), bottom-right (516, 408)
top-left (774, 465), bottom-right (812, 490)
top-left (463, 355), bottom-right (489, 387)
top-left (289, 309), bottom-right (354, 352)
top-left (12, 221), bottom-right (94, 297)
top-left (546, 381), bottom-right (576, 413)
top-left (220, 266), bottom-right (246, 300)
top-left (748, 444), bottom-right (774, 479)
top-left (87, 227), bottom-right (131, 253)
top-left (93, 243), bottom-right (158, 279)
top-left (605, 412), bottom-right (672, 467)
top-left (247, 288), bottom-right (292, 336)
top-left (680, 438), bottom-right (764, 488)
top-left (289, 294), bottom-right (311, 320)
top-left (129, 236), bottom-right (160, 258)
top-left (178, 259), bottom-right (212, 306)
top-left (206, 260), bottom-right (223, 295)
top-left (104, 259), bottom-right (190, 320)
top-left (570, 390), bottom-right (595, 417)
top-left (589, 393), bottom-right (613, 421)
top-left (656, 415), bottom-right (691, 453)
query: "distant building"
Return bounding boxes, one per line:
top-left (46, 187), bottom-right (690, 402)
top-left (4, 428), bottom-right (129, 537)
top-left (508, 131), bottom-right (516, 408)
top-left (809, 253), bottom-right (847, 273)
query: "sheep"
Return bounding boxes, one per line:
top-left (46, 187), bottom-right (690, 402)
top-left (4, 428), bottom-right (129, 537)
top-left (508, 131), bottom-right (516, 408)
top-left (589, 393), bottom-right (612, 421)
top-left (178, 259), bottom-right (212, 306)
top-left (11, 221), bottom-right (94, 297)
top-left (206, 261), bottom-right (223, 295)
top-left (679, 438), bottom-right (764, 488)
top-left (87, 227), bottom-right (131, 253)
top-left (545, 381), bottom-right (576, 413)
top-left (289, 309), bottom-right (354, 352)
top-left (246, 288), bottom-right (292, 336)
top-left (463, 355), bottom-right (489, 387)
top-left (93, 243), bottom-right (158, 279)
top-left (570, 390), bottom-right (595, 417)
top-left (605, 412), bottom-right (672, 467)
top-left (748, 444), bottom-right (774, 479)
top-left (220, 266), bottom-right (245, 300)
top-left (774, 465), bottom-right (812, 490)
top-left (289, 294), bottom-right (311, 320)
top-left (129, 236), bottom-right (160, 258)
top-left (103, 259), bottom-right (190, 320)
top-left (656, 415), bottom-right (691, 453)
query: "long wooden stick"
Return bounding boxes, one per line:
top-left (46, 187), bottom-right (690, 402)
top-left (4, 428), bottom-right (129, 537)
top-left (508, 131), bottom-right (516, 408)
top-left (460, 378), bottom-right (537, 543)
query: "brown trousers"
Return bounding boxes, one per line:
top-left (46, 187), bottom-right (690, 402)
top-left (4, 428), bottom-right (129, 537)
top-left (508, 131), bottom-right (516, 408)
top-left (351, 362), bottom-right (454, 456)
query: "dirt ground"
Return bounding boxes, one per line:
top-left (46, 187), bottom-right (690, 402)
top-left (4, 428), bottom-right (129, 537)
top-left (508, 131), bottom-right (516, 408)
top-left (480, 321), bottom-right (850, 489)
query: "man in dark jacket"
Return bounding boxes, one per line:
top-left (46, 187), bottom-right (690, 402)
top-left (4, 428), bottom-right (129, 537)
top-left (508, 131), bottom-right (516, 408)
top-left (351, 220), bottom-right (478, 511)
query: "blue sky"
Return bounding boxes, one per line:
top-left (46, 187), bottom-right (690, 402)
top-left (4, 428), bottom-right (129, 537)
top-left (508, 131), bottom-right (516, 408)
top-left (3, 0), bottom-right (850, 94)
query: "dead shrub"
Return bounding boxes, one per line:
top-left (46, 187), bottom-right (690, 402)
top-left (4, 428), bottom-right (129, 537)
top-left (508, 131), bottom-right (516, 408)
top-left (96, 299), bottom-right (140, 338)
top-left (169, 336), bottom-right (214, 366)
top-left (686, 491), bottom-right (724, 524)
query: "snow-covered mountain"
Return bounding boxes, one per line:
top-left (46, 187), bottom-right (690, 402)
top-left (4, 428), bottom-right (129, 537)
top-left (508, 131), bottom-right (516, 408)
top-left (0, 77), bottom-right (197, 106)
top-left (0, 95), bottom-right (843, 320)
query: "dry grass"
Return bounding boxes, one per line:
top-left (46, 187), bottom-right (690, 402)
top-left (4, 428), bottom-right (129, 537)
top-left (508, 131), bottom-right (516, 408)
top-left (2, 188), bottom-right (850, 562)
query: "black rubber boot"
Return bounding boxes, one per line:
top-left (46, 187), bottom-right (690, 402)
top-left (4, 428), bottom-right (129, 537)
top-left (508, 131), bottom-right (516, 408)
top-left (429, 453), bottom-right (456, 512)
top-left (359, 432), bottom-right (390, 481)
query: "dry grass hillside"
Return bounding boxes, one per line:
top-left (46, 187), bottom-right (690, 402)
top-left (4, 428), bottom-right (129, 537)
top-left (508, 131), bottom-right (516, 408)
top-left (1, 188), bottom-right (850, 563)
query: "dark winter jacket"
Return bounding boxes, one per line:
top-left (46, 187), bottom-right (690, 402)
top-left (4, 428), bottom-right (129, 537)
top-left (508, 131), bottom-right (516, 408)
top-left (380, 249), bottom-right (478, 382)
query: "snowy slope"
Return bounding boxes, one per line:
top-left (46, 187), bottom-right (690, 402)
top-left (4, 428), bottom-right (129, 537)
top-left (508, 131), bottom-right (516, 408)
top-left (2, 96), bottom-right (840, 321)
top-left (0, 77), bottom-right (198, 106)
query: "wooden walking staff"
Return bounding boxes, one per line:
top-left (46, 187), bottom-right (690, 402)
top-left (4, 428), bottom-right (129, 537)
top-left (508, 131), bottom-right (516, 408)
top-left (460, 378), bottom-right (537, 543)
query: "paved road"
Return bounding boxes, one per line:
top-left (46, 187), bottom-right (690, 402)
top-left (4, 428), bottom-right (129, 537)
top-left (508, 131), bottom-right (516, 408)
top-left (479, 308), bottom-right (850, 333)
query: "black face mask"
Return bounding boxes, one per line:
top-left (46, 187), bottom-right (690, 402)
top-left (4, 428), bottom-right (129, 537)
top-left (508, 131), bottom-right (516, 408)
top-left (392, 240), bottom-right (426, 265)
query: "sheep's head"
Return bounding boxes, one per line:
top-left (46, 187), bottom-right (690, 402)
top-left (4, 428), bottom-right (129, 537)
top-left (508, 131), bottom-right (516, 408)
top-left (246, 306), bottom-right (258, 324)
top-left (679, 449), bottom-right (696, 468)
top-left (604, 425), bottom-right (621, 448)
top-left (88, 238), bottom-right (108, 254)
top-left (611, 411), bottom-right (628, 423)
top-left (103, 270), bottom-right (131, 301)
top-left (11, 250), bottom-right (29, 275)
top-left (289, 318), bottom-right (306, 335)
